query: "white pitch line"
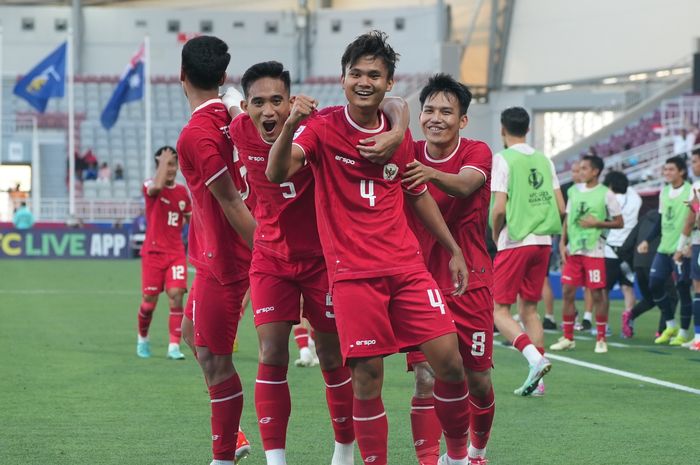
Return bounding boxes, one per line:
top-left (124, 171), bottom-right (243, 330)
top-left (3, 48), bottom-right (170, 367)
top-left (544, 352), bottom-right (700, 396)
top-left (0, 289), bottom-right (136, 296)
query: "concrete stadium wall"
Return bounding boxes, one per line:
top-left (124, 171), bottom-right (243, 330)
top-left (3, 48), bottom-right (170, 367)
top-left (504, 0), bottom-right (700, 86)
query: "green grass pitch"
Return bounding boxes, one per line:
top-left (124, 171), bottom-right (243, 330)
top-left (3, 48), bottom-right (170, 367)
top-left (1, 260), bottom-right (698, 465)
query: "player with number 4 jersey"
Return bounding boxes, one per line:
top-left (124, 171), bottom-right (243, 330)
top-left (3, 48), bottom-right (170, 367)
top-left (136, 145), bottom-right (192, 361)
top-left (268, 32), bottom-right (472, 465)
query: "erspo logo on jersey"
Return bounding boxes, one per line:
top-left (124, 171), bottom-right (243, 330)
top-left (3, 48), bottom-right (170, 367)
top-left (335, 155), bottom-right (356, 165)
top-left (248, 155), bottom-right (265, 162)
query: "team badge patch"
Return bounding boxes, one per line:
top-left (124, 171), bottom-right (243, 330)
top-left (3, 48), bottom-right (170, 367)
top-left (179, 200), bottom-right (186, 211)
top-left (383, 163), bottom-right (398, 181)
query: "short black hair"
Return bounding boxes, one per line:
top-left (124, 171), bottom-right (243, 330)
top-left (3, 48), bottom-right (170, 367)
top-left (692, 148), bottom-right (700, 158)
top-left (181, 36), bottom-right (230, 90)
top-left (241, 61), bottom-right (291, 99)
top-left (154, 146), bottom-right (177, 167)
top-left (501, 107), bottom-right (530, 137)
top-left (582, 154), bottom-right (604, 176)
top-left (665, 155), bottom-right (688, 179)
top-left (603, 170), bottom-right (629, 194)
top-left (341, 30), bottom-right (399, 80)
top-left (419, 73), bottom-right (472, 116)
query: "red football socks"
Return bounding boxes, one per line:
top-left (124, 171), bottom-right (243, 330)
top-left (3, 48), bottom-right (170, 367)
top-left (209, 374), bottom-right (243, 461)
top-left (255, 364), bottom-right (291, 451)
top-left (168, 306), bottom-right (183, 344)
top-left (293, 327), bottom-right (309, 349)
top-left (410, 396), bottom-right (441, 465)
top-left (322, 367), bottom-right (355, 444)
top-left (513, 333), bottom-right (534, 352)
top-left (596, 314), bottom-right (608, 341)
top-left (137, 301), bottom-right (156, 337)
top-left (469, 386), bottom-right (495, 450)
top-left (562, 319), bottom-right (575, 341)
top-left (433, 379), bottom-right (470, 460)
top-left (353, 396), bottom-right (388, 465)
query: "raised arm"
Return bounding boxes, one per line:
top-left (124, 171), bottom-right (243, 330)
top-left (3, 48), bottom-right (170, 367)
top-left (405, 191), bottom-right (468, 295)
top-left (208, 173), bottom-right (256, 249)
top-left (146, 148), bottom-right (176, 196)
top-left (266, 95), bottom-right (317, 183)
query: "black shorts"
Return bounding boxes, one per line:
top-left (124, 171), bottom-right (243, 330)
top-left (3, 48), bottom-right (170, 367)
top-left (605, 257), bottom-right (633, 291)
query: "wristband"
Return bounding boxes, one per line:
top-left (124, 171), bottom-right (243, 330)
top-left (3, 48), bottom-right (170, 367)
top-left (676, 233), bottom-right (689, 251)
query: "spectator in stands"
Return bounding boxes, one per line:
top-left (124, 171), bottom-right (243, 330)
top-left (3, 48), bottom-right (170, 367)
top-left (13, 202), bottom-right (35, 230)
top-left (98, 162), bottom-right (111, 182)
top-left (114, 163), bottom-right (124, 181)
top-left (84, 162), bottom-right (98, 181)
top-left (602, 171), bottom-right (642, 329)
top-left (673, 128), bottom-right (695, 157)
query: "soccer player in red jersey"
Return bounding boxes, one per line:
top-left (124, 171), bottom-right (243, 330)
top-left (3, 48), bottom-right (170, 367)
top-left (136, 146), bottom-right (192, 361)
top-left (401, 74), bottom-right (495, 465)
top-left (227, 60), bottom-right (408, 465)
top-left (268, 31), bottom-right (472, 465)
top-left (176, 36), bottom-right (257, 465)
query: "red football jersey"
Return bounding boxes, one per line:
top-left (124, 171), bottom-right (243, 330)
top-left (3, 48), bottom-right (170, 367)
top-left (176, 98), bottom-right (251, 285)
top-left (230, 113), bottom-right (322, 260)
top-left (141, 181), bottom-right (191, 255)
top-left (409, 138), bottom-right (493, 293)
top-left (292, 106), bottom-right (427, 283)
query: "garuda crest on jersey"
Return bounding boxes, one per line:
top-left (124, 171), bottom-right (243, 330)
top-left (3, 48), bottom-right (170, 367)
top-left (383, 163), bottom-right (398, 181)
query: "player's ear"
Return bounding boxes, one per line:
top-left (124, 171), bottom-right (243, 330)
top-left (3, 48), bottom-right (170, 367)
top-left (218, 72), bottom-right (227, 87)
top-left (460, 115), bottom-right (468, 130)
top-left (241, 100), bottom-right (249, 112)
top-left (386, 77), bottom-right (394, 92)
top-left (290, 95), bottom-right (297, 104)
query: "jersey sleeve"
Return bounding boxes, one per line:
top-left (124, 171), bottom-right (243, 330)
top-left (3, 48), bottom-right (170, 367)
top-left (143, 179), bottom-right (152, 197)
top-left (292, 117), bottom-right (321, 164)
top-left (228, 113), bottom-right (246, 149)
top-left (459, 141), bottom-right (491, 184)
top-left (187, 127), bottom-right (229, 187)
top-left (490, 154), bottom-right (509, 193)
top-left (606, 190), bottom-right (623, 217)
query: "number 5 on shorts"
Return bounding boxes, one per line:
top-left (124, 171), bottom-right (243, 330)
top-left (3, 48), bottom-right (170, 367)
top-left (471, 331), bottom-right (486, 357)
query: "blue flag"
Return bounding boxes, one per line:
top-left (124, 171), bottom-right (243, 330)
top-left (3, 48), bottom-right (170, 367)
top-left (100, 44), bottom-right (145, 130)
top-left (13, 42), bottom-right (67, 113)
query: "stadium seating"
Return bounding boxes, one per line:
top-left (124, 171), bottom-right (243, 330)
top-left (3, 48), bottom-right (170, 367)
top-left (2, 74), bottom-right (428, 200)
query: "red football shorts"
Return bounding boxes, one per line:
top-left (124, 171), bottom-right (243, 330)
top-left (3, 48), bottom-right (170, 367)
top-left (561, 254), bottom-right (606, 289)
top-left (141, 251), bottom-right (188, 295)
top-left (406, 286), bottom-right (494, 372)
top-left (493, 245), bottom-right (551, 304)
top-left (332, 269), bottom-right (456, 363)
top-left (249, 248), bottom-right (336, 333)
top-left (187, 268), bottom-right (249, 355)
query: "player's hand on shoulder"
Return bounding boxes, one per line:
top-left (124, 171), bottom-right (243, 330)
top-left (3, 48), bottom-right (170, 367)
top-left (402, 160), bottom-right (435, 191)
top-left (449, 253), bottom-right (468, 296)
top-left (287, 94), bottom-right (318, 127)
top-left (356, 131), bottom-right (404, 165)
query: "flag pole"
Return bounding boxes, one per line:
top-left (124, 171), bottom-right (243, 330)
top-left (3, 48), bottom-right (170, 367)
top-left (31, 116), bottom-right (40, 219)
top-left (67, 29), bottom-right (76, 217)
top-left (144, 35), bottom-right (152, 179)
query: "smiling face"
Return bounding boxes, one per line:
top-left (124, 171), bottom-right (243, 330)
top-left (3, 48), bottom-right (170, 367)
top-left (663, 162), bottom-right (684, 185)
top-left (578, 159), bottom-right (599, 184)
top-left (241, 77), bottom-right (291, 143)
top-left (341, 55), bottom-right (393, 112)
top-left (419, 91), bottom-right (467, 149)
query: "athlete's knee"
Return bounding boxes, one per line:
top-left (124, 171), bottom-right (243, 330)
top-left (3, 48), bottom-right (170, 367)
top-left (314, 333), bottom-right (342, 371)
top-left (142, 294), bottom-right (158, 304)
top-left (466, 369), bottom-right (492, 397)
top-left (167, 289), bottom-right (185, 308)
top-left (259, 341), bottom-right (289, 366)
top-left (413, 362), bottom-right (435, 398)
top-left (431, 352), bottom-right (465, 383)
top-left (562, 285), bottom-right (576, 301)
top-left (349, 358), bottom-right (383, 399)
top-left (197, 350), bottom-right (235, 385)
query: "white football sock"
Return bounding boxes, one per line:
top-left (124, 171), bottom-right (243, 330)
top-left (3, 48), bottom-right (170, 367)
top-left (265, 448), bottom-right (287, 465)
top-left (137, 334), bottom-right (149, 344)
top-left (331, 441), bottom-right (354, 465)
top-left (521, 344), bottom-right (543, 366)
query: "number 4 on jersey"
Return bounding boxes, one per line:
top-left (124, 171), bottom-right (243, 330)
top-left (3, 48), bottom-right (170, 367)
top-left (360, 180), bottom-right (376, 207)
